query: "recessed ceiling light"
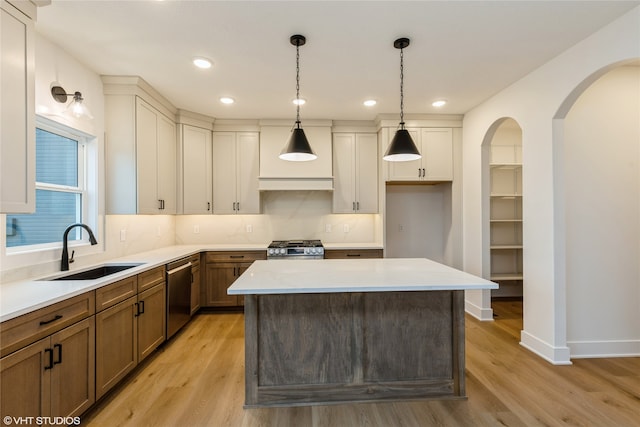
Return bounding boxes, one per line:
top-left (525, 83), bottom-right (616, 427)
top-left (292, 98), bottom-right (306, 106)
top-left (363, 99), bottom-right (377, 107)
top-left (220, 97), bottom-right (235, 104)
top-left (193, 57), bottom-right (212, 69)
top-left (432, 100), bottom-right (447, 107)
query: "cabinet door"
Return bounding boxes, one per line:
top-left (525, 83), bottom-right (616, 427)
top-left (236, 132), bottom-right (260, 214)
top-left (157, 114), bottom-right (177, 214)
top-left (0, 337), bottom-right (50, 418)
top-left (355, 134), bottom-right (378, 213)
top-left (182, 125), bottom-right (212, 214)
top-left (386, 129), bottom-right (421, 181)
top-left (50, 317), bottom-right (95, 418)
top-left (212, 132), bottom-right (238, 214)
top-left (136, 98), bottom-right (160, 214)
top-left (95, 296), bottom-right (137, 399)
top-left (137, 283), bottom-right (166, 362)
top-left (422, 128), bottom-right (453, 181)
top-left (0, 2), bottom-right (35, 213)
top-left (332, 134), bottom-right (356, 213)
top-left (203, 263), bottom-right (238, 307)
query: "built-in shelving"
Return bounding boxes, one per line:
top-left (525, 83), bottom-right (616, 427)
top-left (489, 132), bottom-right (523, 298)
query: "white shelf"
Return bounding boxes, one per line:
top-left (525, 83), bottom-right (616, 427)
top-left (490, 244), bottom-right (523, 250)
top-left (490, 163), bottom-right (522, 170)
top-left (490, 193), bottom-right (522, 198)
top-left (490, 219), bottom-right (522, 223)
top-left (490, 273), bottom-right (523, 281)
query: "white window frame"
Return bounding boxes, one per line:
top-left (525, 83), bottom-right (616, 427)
top-left (5, 116), bottom-right (96, 254)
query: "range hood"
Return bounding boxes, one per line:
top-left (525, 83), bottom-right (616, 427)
top-left (258, 121), bottom-right (333, 191)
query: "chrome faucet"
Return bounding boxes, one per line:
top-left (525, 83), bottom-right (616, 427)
top-left (61, 223), bottom-right (98, 271)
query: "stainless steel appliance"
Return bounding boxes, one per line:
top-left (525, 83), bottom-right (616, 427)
top-left (166, 257), bottom-right (192, 339)
top-left (267, 240), bottom-right (324, 259)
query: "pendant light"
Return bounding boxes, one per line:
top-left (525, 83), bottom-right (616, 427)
top-left (383, 38), bottom-right (421, 162)
top-left (280, 34), bottom-right (317, 162)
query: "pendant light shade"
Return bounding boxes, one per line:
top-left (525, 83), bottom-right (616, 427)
top-left (383, 38), bottom-right (421, 162)
top-left (384, 129), bottom-right (421, 162)
top-left (280, 126), bottom-right (316, 161)
top-left (280, 34), bottom-right (317, 162)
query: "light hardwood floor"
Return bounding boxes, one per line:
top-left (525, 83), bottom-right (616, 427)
top-left (81, 300), bottom-right (640, 426)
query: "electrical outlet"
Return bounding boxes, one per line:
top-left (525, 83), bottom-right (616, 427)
top-left (325, 224), bottom-right (332, 233)
top-left (343, 224), bottom-right (350, 233)
top-left (194, 225), bottom-right (200, 234)
top-left (398, 224), bottom-right (404, 232)
top-left (120, 229), bottom-right (126, 241)
top-left (246, 224), bottom-right (253, 233)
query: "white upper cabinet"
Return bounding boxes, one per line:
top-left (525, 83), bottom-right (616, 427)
top-left (386, 128), bottom-right (453, 182)
top-left (212, 132), bottom-right (260, 214)
top-left (0, 0), bottom-right (35, 213)
top-left (181, 124), bottom-right (212, 214)
top-left (103, 77), bottom-right (178, 214)
top-left (135, 98), bottom-right (176, 214)
top-left (333, 133), bottom-right (378, 214)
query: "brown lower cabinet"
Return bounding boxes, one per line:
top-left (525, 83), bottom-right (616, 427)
top-left (95, 266), bottom-right (166, 399)
top-left (202, 251), bottom-right (266, 307)
top-left (323, 248), bottom-right (383, 259)
top-left (0, 292), bottom-right (95, 418)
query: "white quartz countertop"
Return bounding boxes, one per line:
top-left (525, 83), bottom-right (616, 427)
top-left (0, 242), bottom-right (383, 322)
top-left (227, 258), bottom-right (498, 295)
top-left (0, 244), bottom-right (266, 322)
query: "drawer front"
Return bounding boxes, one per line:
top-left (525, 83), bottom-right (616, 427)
top-left (205, 251), bottom-right (266, 263)
top-left (138, 266), bottom-right (165, 292)
top-left (189, 253), bottom-right (201, 267)
top-left (95, 276), bottom-right (138, 312)
top-left (324, 249), bottom-right (383, 259)
top-left (0, 291), bottom-right (95, 358)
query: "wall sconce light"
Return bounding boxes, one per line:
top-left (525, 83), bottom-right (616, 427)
top-left (51, 85), bottom-right (93, 119)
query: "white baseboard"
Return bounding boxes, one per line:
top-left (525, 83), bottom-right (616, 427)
top-left (465, 300), bottom-right (494, 321)
top-left (568, 339), bottom-right (640, 358)
top-left (520, 330), bottom-right (572, 365)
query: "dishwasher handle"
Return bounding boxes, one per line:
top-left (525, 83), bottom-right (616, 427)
top-left (167, 261), bottom-right (192, 275)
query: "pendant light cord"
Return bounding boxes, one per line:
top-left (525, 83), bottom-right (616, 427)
top-left (295, 41), bottom-right (301, 128)
top-left (399, 46), bottom-right (405, 130)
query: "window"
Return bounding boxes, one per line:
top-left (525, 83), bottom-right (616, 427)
top-left (6, 119), bottom-right (92, 249)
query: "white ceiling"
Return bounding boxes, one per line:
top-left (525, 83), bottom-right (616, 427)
top-left (36, 1), bottom-right (639, 121)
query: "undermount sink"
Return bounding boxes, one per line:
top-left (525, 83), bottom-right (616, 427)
top-left (45, 263), bottom-right (143, 281)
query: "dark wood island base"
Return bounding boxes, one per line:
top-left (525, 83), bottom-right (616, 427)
top-left (243, 290), bottom-right (466, 407)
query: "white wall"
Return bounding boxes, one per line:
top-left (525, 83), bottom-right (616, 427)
top-left (385, 184), bottom-right (451, 263)
top-left (564, 66), bottom-right (640, 357)
top-left (0, 34), bottom-right (176, 283)
top-left (462, 6), bottom-right (640, 363)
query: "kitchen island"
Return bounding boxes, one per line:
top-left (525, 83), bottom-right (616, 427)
top-left (227, 258), bottom-right (497, 407)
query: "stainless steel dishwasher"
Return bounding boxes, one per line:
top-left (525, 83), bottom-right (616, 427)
top-left (166, 257), bottom-right (192, 339)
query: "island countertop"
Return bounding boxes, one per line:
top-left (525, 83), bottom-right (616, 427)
top-left (227, 258), bottom-right (498, 295)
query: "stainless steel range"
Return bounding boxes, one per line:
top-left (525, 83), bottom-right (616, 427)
top-left (267, 240), bottom-right (324, 259)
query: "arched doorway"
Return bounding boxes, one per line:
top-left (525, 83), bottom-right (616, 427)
top-left (555, 62), bottom-right (639, 358)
